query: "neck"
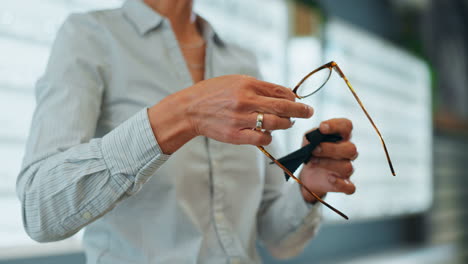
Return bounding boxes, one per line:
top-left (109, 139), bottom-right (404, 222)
top-left (143, 0), bottom-right (196, 33)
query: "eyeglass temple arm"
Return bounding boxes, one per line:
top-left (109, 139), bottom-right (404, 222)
top-left (332, 63), bottom-right (396, 176)
top-left (257, 146), bottom-right (349, 220)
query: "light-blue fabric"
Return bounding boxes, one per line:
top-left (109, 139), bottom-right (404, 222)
top-left (17, 1), bottom-right (322, 263)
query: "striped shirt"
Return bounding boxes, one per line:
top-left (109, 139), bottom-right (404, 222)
top-left (16, 1), bottom-right (322, 263)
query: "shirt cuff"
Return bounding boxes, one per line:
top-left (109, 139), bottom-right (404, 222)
top-left (101, 108), bottom-right (170, 193)
top-left (267, 182), bottom-right (322, 258)
top-left (284, 181), bottom-right (322, 229)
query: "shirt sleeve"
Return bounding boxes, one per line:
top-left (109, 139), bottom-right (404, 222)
top-left (256, 142), bottom-right (322, 259)
top-left (16, 14), bottom-right (169, 243)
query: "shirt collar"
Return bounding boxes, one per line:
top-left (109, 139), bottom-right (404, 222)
top-left (197, 16), bottom-right (224, 47)
top-left (122, 0), bottom-right (224, 47)
top-left (122, 0), bottom-right (164, 35)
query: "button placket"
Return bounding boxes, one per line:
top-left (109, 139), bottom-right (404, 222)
top-left (210, 140), bottom-right (242, 257)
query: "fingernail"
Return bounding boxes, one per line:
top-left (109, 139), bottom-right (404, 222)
top-left (344, 179), bottom-right (352, 185)
top-left (328, 175), bottom-right (337, 184)
top-left (320, 123), bottom-right (330, 133)
top-left (313, 146), bottom-right (322, 155)
top-left (290, 120), bottom-right (296, 127)
top-left (352, 152), bottom-right (359, 161)
top-left (306, 105), bottom-right (314, 116)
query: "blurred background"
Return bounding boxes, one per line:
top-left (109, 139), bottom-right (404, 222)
top-left (0, 0), bottom-right (467, 263)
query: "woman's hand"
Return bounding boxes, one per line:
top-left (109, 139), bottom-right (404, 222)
top-left (148, 75), bottom-right (314, 154)
top-left (299, 118), bottom-right (358, 203)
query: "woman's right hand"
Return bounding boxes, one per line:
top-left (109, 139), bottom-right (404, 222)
top-left (148, 75), bottom-right (314, 154)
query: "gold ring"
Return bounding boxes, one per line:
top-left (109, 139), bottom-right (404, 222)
top-left (256, 112), bottom-right (264, 131)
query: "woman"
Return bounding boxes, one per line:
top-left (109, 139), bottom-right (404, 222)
top-left (17, 0), bottom-right (357, 263)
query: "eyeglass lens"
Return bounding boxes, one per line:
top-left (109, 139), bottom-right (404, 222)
top-left (295, 67), bottom-right (332, 98)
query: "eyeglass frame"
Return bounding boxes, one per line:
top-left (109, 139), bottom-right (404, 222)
top-left (257, 61), bottom-right (396, 220)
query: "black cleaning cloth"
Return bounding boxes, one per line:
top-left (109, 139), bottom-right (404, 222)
top-left (273, 129), bottom-right (342, 181)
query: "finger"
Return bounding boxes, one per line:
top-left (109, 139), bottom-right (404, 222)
top-left (312, 141), bottom-right (358, 160)
top-left (329, 175), bottom-right (356, 195)
top-left (235, 129), bottom-right (272, 146)
top-left (256, 97), bottom-right (314, 119)
top-left (303, 175), bottom-right (356, 201)
top-left (301, 169), bottom-right (355, 201)
top-left (263, 115), bottom-right (293, 130)
top-left (319, 118), bottom-right (353, 140)
top-left (245, 113), bottom-right (293, 130)
top-left (307, 158), bottom-right (354, 179)
top-left (301, 128), bottom-right (318, 146)
top-left (251, 79), bottom-right (296, 101)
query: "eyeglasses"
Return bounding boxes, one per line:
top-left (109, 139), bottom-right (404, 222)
top-left (257, 61), bottom-right (396, 220)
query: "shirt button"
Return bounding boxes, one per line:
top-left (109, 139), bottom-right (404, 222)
top-left (82, 212), bottom-right (92, 220)
top-left (215, 213), bottom-right (224, 222)
top-left (231, 258), bottom-right (241, 264)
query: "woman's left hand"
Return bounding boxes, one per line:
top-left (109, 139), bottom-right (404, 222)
top-left (299, 118), bottom-right (358, 203)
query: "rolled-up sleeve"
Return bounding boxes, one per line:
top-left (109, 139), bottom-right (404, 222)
top-left (16, 14), bottom-right (169, 243)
